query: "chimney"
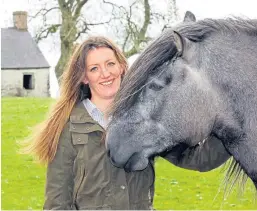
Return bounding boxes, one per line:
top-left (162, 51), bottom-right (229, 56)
top-left (13, 11), bottom-right (28, 30)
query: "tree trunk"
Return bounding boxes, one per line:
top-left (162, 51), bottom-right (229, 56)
top-left (55, 41), bottom-right (74, 79)
top-left (124, 0), bottom-right (150, 58)
top-left (32, 0), bottom-right (93, 80)
top-left (55, 10), bottom-right (77, 79)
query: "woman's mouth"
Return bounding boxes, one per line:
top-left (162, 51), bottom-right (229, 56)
top-left (100, 79), bottom-right (114, 86)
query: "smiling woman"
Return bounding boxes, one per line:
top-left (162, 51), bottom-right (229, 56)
top-left (22, 36), bottom-right (160, 210)
top-left (83, 47), bottom-right (124, 112)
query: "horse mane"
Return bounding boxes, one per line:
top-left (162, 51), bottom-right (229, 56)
top-left (178, 18), bottom-right (257, 196)
top-left (177, 17), bottom-right (257, 42)
top-left (111, 29), bottom-right (179, 117)
top-left (111, 18), bottom-right (257, 118)
top-left (110, 17), bottom-right (257, 195)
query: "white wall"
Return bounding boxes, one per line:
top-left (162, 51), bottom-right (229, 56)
top-left (49, 67), bottom-right (60, 98)
top-left (128, 54), bottom-right (140, 68)
top-left (1, 68), bottom-right (49, 97)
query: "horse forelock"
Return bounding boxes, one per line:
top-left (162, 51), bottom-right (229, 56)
top-left (176, 18), bottom-right (257, 42)
top-left (110, 29), bottom-right (179, 118)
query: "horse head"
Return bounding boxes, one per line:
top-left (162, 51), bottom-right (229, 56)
top-left (106, 13), bottom-right (257, 192)
top-left (106, 17), bottom-right (221, 171)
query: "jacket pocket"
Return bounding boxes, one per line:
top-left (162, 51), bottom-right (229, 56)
top-left (71, 133), bottom-right (88, 160)
top-left (70, 121), bottom-right (104, 134)
top-left (71, 133), bottom-right (88, 145)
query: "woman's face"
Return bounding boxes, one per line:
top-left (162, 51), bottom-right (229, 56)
top-left (83, 47), bottom-right (124, 101)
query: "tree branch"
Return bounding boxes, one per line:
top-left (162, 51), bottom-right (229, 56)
top-left (74, 0), bottom-right (89, 19)
top-left (58, 0), bottom-right (68, 11)
top-left (102, 0), bottom-right (127, 13)
top-left (124, 0), bottom-right (151, 57)
top-left (29, 6), bottom-right (59, 22)
top-left (67, 0), bottom-right (75, 9)
top-left (75, 18), bottom-right (112, 40)
top-left (138, 0), bottom-right (150, 42)
top-left (35, 24), bottom-right (61, 42)
top-left (122, 29), bottom-right (130, 52)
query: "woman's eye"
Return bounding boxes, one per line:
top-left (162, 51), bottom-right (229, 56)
top-left (90, 66), bottom-right (98, 72)
top-left (148, 83), bottom-right (164, 91)
top-left (107, 62), bottom-right (115, 67)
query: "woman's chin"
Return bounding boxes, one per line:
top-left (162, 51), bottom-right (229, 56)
top-left (102, 89), bottom-right (119, 99)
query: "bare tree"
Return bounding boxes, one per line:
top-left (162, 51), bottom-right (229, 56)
top-left (31, 0), bottom-right (109, 78)
top-left (103, 0), bottom-right (178, 58)
top-left (103, 0), bottom-right (151, 57)
top-left (162, 0), bottom-right (179, 30)
top-left (31, 0), bottom-right (178, 78)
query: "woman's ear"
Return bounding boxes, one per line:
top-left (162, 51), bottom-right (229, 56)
top-left (120, 66), bottom-right (125, 81)
top-left (118, 65), bottom-right (124, 76)
top-left (83, 77), bottom-right (89, 84)
top-left (121, 63), bottom-right (127, 74)
top-left (121, 68), bottom-right (125, 75)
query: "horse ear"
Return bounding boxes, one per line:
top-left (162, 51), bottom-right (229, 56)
top-left (173, 31), bottom-right (185, 57)
top-left (183, 11), bottom-right (196, 22)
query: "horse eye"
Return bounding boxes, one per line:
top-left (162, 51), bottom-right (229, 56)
top-left (165, 75), bottom-right (172, 85)
top-left (148, 83), bottom-right (164, 91)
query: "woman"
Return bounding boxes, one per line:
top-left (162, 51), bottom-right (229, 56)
top-left (25, 36), bottom-right (154, 210)
top-left (25, 36), bottom-right (230, 210)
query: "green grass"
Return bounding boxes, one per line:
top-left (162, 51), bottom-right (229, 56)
top-left (1, 97), bottom-right (256, 210)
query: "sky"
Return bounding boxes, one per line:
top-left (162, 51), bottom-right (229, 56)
top-left (1, 0), bottom-right (257, 97)
top-left (177, 0), bottom-right (257, 19)
top-left (1, 0), bottom-right (257, 67)
top-left (2, 0), bottom-right (257, 65)
top-left (2, 0), bottom-right (257, 24)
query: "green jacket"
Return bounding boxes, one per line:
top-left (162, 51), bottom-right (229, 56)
top-left (43, 101), bottom-right (230, 210)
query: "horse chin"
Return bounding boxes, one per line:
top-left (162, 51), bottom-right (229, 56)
top-left (124, 152), bottom-right (149, 172)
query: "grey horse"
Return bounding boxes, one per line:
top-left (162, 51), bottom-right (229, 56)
top-left (106, 14), bottom-right (257, 189)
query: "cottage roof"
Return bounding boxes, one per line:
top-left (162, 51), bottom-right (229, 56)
top-left (1, 27), bottom-right (50, 69)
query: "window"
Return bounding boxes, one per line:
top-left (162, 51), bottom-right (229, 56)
top-left (23, 74), bottom-right (34, 89)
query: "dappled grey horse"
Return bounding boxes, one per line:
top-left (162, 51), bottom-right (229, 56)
top-left (106, 15), bottom-right (257, 189)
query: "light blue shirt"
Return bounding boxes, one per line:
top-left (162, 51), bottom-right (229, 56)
top-left (83, 99), bottom-right (107, 129)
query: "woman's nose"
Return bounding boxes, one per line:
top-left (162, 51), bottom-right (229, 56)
top-left (101, 67), bottom-right (111, 78)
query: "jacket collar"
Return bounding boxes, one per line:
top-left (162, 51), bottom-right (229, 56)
top-left (70, 101), bottom-right (97, 124)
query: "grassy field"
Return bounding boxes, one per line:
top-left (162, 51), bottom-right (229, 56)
top-left (1, 97), bottom-right (256, 210)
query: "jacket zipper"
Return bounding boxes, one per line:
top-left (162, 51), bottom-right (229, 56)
top-left (73, 166), bottom-right (85, 207)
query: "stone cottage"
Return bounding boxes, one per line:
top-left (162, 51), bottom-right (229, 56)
top-left (1, 11), bottom-right (50, 97)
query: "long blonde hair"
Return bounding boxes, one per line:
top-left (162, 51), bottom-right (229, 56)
top-left (23, 36), bottom-right (128, 164)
